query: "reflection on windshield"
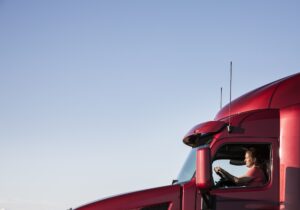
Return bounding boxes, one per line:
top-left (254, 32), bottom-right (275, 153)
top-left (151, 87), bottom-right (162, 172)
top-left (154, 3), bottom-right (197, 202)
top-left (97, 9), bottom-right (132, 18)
top-left (176, 148), bottom-right (197, 183)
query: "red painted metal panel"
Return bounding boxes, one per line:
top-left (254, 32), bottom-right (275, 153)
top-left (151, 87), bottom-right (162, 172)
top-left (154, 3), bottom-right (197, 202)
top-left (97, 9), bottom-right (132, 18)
top-left (75, 185), bottom-right (181, 210)
top-left (279, 105), bottom-right (300, 210)
top-left (215, 82), bottom-right (278, 120)
top-left (196, 148), bottom-right (212, 189)
top-left (270, 74), bottom-right (300, 109)
top-left (183, 121), bottom-right (226, 146)
top-left (213, 109), bottom-right (280, 141)
top-left (181, 179), bottom-right (196, 210)
top-left (215, 73), bottom-right (300, 121)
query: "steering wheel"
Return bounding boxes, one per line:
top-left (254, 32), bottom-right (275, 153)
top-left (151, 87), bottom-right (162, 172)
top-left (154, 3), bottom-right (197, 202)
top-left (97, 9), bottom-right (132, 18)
top-left (215, 171), bottom-right (236, 187)
top-left (216, 171), bottom-right (226, 179)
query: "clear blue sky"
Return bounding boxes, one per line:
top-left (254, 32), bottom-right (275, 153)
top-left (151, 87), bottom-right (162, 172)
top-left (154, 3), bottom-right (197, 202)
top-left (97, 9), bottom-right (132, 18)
top-left (0, 1), bottom-right (299, 210)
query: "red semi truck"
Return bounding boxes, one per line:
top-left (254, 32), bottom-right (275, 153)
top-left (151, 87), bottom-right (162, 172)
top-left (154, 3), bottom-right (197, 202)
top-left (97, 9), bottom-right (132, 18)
top-left (74, 73), bottom-right (300, 210)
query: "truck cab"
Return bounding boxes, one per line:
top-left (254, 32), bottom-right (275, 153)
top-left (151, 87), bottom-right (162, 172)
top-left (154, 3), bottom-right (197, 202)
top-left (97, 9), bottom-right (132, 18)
top-left (179, 108), bottom-right (280, 210)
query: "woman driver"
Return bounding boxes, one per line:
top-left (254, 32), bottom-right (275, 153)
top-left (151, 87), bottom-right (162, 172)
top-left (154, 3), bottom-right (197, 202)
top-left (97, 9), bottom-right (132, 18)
top-left (214, 147), bottom-right (266, 187)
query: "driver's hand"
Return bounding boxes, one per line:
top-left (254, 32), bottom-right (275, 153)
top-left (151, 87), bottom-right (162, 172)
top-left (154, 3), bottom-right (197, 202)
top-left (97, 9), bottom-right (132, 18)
top-left (214, 166), bottom-right (221, 173)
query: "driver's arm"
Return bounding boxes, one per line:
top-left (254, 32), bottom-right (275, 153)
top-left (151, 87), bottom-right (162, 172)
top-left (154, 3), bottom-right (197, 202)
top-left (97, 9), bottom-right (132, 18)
top-left (215, 167), bottom-right (253, 186)
top-left (234, 175), bottom-right (253, 185)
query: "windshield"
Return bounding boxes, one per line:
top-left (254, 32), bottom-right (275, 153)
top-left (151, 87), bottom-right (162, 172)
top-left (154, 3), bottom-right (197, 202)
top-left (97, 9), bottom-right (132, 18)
top-left (176, 134), bottom-right (214, 184)
top-left (176, 147), bottom-right (197, 183)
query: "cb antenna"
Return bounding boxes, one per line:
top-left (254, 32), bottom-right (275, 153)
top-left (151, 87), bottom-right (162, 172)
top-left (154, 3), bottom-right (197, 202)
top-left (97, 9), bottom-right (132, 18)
top-left (228, 61), bottom-right (233, 132)
top-left (220, 87), bottom-right (223, 109)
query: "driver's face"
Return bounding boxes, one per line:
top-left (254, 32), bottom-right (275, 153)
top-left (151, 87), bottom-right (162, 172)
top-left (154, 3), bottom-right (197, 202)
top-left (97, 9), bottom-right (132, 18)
top-left (244, 152), bottom-right (255, 168)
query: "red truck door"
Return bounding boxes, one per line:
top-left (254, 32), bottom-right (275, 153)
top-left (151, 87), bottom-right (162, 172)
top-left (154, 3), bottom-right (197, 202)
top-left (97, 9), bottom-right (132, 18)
top-left (198, 137), bottom-right (280, 210)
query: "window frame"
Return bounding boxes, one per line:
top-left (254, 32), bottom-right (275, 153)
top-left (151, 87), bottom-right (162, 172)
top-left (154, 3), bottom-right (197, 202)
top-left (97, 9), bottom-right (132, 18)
top-left (210, 137), bottom-right (278, 192)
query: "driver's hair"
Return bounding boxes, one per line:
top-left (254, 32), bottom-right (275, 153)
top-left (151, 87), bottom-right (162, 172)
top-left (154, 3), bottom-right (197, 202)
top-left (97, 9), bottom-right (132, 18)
top-left (245, 147), bottom-right (262, 166)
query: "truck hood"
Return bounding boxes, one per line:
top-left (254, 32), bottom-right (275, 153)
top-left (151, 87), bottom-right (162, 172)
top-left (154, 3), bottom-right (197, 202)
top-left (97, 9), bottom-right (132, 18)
top-left (74, 184), bottom-right (181, 210)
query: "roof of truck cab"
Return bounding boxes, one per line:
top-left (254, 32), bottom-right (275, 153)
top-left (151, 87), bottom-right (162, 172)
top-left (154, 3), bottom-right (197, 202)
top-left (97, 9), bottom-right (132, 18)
top-left (215, 72), bottom-right (300, 120)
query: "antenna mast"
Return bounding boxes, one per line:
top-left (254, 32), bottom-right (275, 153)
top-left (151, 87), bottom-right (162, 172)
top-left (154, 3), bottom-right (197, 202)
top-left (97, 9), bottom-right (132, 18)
top-left (228, 61), bottom-right (233, 132)
top-left (220, 87), bottom-right (223, 109)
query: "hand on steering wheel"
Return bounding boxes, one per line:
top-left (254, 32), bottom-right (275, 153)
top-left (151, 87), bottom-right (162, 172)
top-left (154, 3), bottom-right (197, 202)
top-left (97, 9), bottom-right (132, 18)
top-left (214, 166), bottom-right (226, 179)
top-left (214, 166), bottom-right (236, 187)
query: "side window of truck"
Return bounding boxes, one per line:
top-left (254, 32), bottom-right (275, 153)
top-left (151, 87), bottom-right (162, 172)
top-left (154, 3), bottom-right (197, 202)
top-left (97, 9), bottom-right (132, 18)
top-left (212, 143), bottom-right (271, 189)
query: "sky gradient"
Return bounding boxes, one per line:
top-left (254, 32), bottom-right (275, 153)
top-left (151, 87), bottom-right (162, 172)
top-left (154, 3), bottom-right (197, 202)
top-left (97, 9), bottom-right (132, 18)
top-left (1, 1), bottom-right (300, 210)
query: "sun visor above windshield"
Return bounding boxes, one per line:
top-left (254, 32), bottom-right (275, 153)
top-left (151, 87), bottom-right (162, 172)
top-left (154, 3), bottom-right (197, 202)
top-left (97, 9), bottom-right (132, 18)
top-left (183, 121), bottom-right (227, 147)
